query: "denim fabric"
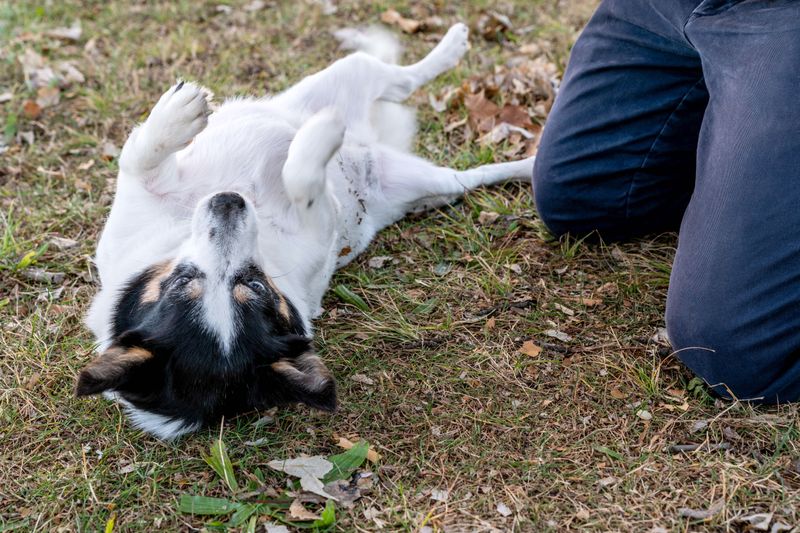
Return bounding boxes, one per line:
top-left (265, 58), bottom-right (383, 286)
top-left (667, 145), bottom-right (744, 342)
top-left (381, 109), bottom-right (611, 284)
top-left (532, 0), bottom-right (800, 402)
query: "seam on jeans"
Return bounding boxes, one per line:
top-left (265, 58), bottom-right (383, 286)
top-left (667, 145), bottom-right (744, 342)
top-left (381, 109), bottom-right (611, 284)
top-left (613, 13), bottom-right (697, 55)
top-left (622, 77), bottom-right (706, 223)
top-left (683, 0), bottom-right (745, 46)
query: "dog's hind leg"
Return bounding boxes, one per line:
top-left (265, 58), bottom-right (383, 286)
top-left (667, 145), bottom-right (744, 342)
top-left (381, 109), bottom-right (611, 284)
top-left (370, 148), bottom-right (535, 229)
top-left (271, 23), bottom-right (469, 129)
top-left (118, 81), bottom-right (212, 186)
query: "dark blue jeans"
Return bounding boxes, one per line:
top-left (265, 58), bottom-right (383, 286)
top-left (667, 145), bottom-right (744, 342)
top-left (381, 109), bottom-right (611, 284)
top-left (533, 0), bottom-right (800, 403)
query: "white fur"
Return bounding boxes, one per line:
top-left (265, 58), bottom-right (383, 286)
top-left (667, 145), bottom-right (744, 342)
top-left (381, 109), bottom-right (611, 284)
top-left (86, 24), bottom-right (534, 436)
top-left (104, 392), bottom-right (200, 440)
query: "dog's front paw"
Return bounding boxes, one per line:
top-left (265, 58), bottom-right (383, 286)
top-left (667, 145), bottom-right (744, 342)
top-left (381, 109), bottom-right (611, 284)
top-left (283, 108), bottom-right (345, 207)
top-left (145, 81), bottom-right (213, 150)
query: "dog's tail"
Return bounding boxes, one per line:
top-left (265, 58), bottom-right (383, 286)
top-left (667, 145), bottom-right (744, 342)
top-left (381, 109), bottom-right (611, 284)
top-left (333, 26), bottom-right (402, 64)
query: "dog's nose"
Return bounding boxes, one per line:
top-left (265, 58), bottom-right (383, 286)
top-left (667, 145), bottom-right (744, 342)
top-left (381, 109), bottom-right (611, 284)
top-left (209, 192), bottom-right (246, 215)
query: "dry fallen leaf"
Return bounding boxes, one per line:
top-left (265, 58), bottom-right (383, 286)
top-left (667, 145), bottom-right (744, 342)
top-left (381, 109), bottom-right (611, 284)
top-left (430, 489), bottom-right (448, 502)
top-left (300, 474), bottom-right (338, 501)
top-left (736, 513), bottom-right (772, 531)
top-left (476, 10), bottom-right (512, 41)
top-left (289, 499), bottom-right (320, 521)
top-left (477, 211), bottom-right (500, 225)
top-left (351, 373), bottom-right (375, 386)
top-left (45, 20), bottom-right (82, 41)
top-left (368, 255), bottom-right (392, 269)
top-left (496, 502), bottom-right (513, 517)
top-left (22, 100), bottom-right (42, 119)
top-left (553, 302), bottom-right (575, 316)
top-left (519, 340), bottom-right (542, 357)
top-left (678, 499), bottom-right (724, 520)
top-left (49, 236), bottom-right (78, 250)
top-left (323, 476), bottom-right (369, 508)
top-left (380, 9), bottom-right (420, 34)
top-left (268, 456), bottom-right (332, 479)
top-left (610, 388), bottom-right (627, 400)
top-left (36, 86), bottom-right (60, 108)
top-left (544, 329), bottom-right (572, 342)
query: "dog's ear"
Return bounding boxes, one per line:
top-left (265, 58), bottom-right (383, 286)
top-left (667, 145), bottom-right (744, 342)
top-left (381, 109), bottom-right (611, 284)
top-left (75, 344), bottom-right (154, 396)
top-left (271, 337), bottom-right (336, 411)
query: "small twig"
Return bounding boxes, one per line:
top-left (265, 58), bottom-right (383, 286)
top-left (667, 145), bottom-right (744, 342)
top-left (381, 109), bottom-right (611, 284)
top-left (668, 442), bottom-right (731, 453)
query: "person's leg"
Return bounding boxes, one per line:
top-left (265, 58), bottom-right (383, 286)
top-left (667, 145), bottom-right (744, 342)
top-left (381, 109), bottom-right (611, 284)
top-left (666, 1), bottom-right (800, 403)
top-left (533, 0), bottom-right (707, 241)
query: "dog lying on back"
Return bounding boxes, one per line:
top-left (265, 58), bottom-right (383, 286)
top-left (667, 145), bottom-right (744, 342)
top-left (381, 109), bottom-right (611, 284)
top-left (78, 24), bottom-right (534, 439)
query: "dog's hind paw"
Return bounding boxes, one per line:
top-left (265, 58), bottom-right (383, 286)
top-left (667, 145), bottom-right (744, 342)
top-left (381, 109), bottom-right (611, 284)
top-left (145, 81), bottom-right (214, 150)
top-left (429, 23), bottom-right (469, 71)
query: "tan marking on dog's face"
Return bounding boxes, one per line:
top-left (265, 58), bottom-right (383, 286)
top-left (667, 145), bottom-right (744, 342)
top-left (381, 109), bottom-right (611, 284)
top-left (141, 260), bottom-right (176, 303)
top-left (186, 279), bottom-right (203, 300)
top-left (264, 277), bottom-right (290, 321)
top-left (233, 284), bottom-right (251, 303)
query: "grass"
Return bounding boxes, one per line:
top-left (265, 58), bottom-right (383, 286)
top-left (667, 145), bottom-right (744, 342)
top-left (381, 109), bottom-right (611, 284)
top-left (1, 0), bottom-right (799, 531)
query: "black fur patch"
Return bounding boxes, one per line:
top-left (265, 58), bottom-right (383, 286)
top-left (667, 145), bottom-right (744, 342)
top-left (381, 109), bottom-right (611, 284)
top-left (78, 261), bottom-right (335, 435)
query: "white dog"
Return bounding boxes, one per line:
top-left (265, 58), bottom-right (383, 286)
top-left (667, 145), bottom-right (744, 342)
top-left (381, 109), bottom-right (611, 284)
top-left (77, 24), bottom-right (534, 439)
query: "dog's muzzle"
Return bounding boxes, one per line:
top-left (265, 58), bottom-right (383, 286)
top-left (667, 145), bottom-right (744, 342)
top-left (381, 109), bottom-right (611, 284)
top-left (209, 192), bottom-right (246, 219)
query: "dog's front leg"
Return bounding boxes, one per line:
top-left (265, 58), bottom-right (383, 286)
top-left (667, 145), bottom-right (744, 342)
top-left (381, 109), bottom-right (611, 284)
top-left (282, 108), bottom-right (346, 317)
top-left (282, 108), bottom-right (346, 241)
top-left (118, 81), bottom-right (212, 186)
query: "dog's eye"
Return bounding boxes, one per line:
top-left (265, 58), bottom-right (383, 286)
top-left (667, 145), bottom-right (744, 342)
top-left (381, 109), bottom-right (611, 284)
top-left (247, 280), bottom-right (266, 294)
top-left (173, 275), bottom-right (192, 287)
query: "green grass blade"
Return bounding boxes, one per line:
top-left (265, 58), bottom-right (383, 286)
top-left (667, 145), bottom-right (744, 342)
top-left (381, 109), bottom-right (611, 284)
top-left (322, 440), bottom-right (369, 484)
top-left (333, 284), bottom-right (369, 312)
top-left (593, 446), bottom-right (624, 462)
top-left (178, 495), bottom-right (240, 515)
top-left (226, 503), bottom-right (257, 527)
top-left (246, 514), bottom-right (258, 533)
top-left (205, 438), bottom-right (239, 493)
top-left (311, 500), bottom-right (336, 529)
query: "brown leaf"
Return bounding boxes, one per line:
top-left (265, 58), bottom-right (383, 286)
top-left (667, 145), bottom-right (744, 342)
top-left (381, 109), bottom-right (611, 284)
top-left (289, 499), bottom-right (320, 521)
top-left (36, 86), bottom-right (60, 108)
top-left (610, 388), bottom-right (627, 400)
top-left (497, 104), bottom-right (534, 129)
top-left (485, 317), bottom-right (496, 331)
top-left (380, 9), bottom-right (421, 34)
top-left (519, 340), bottom-right (542, 357)
top-left (464, 90), bottom-right (500, 122)
top-left (323, 479), bottom-right (364, 509)
top-left (22, 100), bottom-right (42, 119)
top-left (478, 211), bottom-right (500, 225)
top-left (477, 11), bottom-right (512, 41)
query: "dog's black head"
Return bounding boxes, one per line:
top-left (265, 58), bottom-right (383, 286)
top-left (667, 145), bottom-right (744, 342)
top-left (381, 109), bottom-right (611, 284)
top-left (77, 192), bottom-right (336, 439)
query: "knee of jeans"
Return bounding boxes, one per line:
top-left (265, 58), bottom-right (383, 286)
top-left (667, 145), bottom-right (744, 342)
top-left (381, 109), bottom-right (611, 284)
top-left (666, 298), bottom-right (780, 401)
top-left (532, 149), bottom-right (582, 238)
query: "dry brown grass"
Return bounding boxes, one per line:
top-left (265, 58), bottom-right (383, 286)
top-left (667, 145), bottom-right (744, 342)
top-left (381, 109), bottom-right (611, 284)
top-left (1, 1), bottom-right (798, 531)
